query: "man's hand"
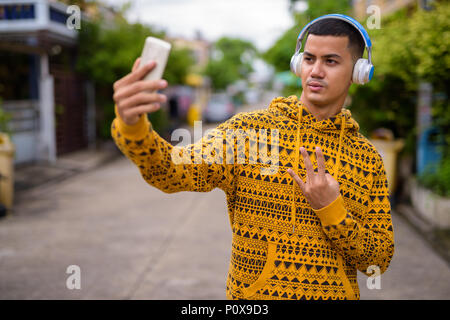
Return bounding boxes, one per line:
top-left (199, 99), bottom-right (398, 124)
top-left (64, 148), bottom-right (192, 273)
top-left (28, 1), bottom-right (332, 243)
top-left (287, 146), bottom-right (340, 210)
top-left (113, 57), bottom-right (168, 126)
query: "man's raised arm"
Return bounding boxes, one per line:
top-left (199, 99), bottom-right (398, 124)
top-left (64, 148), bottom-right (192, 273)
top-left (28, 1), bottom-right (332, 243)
top-left (111, 58), bottom-right (236, 194)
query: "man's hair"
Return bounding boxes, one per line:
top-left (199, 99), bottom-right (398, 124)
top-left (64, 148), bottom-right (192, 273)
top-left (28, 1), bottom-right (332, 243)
top-left (306, 18), bottom-right (365, 64)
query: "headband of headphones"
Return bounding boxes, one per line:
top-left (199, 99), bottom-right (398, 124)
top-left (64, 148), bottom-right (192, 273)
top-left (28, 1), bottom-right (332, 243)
top-left (294, 13), bottom-right (372, 64)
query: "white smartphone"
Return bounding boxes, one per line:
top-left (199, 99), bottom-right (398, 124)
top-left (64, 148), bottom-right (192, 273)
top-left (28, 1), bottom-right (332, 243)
top-left (139, 36), bottom-right (172, 82)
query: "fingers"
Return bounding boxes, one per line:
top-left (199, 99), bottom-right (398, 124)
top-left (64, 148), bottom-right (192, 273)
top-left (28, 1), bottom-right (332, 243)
top-left (122, 103), bottom-right (161, 119)
top-left (287, 168), bottom-right (305, 191)
top-left (114, 79), bottom-right (168, 103)
top-left (315, 146), bottom-right (326, 179)
top-left (117, 91), bottom-right (167, 111)
top-left (300, 147), bottom-right (314, 184)
top-left (289, 147), bottom-right (333, 205)
top-left (113, 61), bottom-right (156, 91)
top-left (132, 57), bottom-right (141, 72)
top-left (112, 58), bottom-right (170, 126)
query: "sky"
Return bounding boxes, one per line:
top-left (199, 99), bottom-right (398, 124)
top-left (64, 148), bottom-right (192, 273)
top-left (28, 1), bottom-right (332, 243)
top-left (102, 0), bottom-right (306, 51)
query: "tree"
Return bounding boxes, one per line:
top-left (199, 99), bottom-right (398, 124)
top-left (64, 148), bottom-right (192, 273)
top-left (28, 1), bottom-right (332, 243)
top-left (293, 0), bottom-right (351, 21)
top-left (351, 2), bottom-right (450, 151)
top-left (203, 37), bottom-right (258, 90)
top-left (263, 24), bottom-right (301, 74)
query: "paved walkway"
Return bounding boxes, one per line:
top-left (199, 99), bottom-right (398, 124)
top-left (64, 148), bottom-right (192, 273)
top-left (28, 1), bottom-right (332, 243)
top-left (1, 156), bottom-right (449, 299)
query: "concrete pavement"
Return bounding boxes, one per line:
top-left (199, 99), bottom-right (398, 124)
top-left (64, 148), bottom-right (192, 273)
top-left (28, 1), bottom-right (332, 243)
top-left (1, 155), bottom-right (449, 299)
top-left (357, 211), bottom-right (450, 299)
top-left (1, 157), bottom-right (232, 299)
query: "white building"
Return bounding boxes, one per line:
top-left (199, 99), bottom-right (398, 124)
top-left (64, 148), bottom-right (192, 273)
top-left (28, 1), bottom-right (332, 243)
top-left (0, 0), bottom-right (95, 165)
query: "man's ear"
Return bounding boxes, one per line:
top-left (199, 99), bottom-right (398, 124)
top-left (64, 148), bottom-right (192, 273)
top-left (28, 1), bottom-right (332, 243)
top-left (349, 63), bottom-right (355, 85)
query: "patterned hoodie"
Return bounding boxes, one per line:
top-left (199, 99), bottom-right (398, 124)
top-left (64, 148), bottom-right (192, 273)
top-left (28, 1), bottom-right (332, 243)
top-left (111, 94), bottom-right (395, 300)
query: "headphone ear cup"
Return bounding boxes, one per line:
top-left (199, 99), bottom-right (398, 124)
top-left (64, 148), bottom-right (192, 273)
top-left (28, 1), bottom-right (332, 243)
top-left (296, 53), bottom-right (303, 77)
top-left (352, 58), bottom-right (374, 85)
top-left (290, 52), bottom-right (303, 77)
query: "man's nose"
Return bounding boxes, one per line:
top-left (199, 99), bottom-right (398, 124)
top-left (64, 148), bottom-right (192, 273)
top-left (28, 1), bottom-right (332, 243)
top-left (310, 61), bottom-right (325, 78)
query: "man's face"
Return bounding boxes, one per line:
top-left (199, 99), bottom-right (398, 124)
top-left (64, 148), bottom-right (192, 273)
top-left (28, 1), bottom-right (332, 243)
top-left (300, 34), bottom-right (354, 107)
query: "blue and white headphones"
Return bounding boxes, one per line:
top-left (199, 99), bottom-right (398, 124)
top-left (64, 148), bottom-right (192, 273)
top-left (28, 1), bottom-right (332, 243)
top-left (290, 14), bottom-right (374, 85)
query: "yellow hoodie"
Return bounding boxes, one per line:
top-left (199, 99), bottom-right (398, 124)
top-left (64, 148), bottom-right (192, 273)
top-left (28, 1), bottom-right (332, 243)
top-left (111, 94), bottom-right (394, 300)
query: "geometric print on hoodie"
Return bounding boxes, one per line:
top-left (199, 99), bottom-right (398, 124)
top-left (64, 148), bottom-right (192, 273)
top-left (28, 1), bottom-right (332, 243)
top-left (111, 94), bottom-right (395, 300)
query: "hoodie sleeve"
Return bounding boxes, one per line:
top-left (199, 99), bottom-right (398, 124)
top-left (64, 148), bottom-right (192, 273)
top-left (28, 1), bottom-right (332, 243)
top-left (312, 156), bottom-right (395, 275)
top-left (111, 105), bottom-right (236, 194)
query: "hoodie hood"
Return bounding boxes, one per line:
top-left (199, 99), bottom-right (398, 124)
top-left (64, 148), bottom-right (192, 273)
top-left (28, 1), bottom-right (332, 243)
top-left (268, 95), bottom-right (360, 234)
top-left (268, 95), bottom-right (360, 133)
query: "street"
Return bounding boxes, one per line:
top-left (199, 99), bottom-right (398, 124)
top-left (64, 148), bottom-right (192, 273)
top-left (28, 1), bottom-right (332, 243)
top-left (1, 155), bottom-right (449, 299)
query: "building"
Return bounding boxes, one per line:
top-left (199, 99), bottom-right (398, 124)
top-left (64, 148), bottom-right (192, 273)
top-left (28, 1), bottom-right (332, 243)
top-left (0, 0), bottom-right (95, 165)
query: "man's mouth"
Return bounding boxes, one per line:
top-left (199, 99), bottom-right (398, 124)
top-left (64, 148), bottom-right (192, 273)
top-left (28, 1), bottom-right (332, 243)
top-left (307, 81), bottom-right (324, 92)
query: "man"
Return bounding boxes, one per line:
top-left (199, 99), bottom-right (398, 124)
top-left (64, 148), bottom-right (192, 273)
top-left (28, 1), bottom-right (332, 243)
top-left (111, 16), bottom-right (394, 300)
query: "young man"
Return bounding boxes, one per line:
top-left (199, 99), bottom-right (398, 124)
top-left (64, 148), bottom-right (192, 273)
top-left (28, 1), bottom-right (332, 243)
top-left (111, 17), bottom-right (394, 300)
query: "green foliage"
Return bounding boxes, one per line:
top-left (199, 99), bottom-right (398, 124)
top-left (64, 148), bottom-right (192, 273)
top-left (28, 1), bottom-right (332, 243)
top-left (406, 3), bottom-right (449, 85)
top-left (148, 108), bottom-right (169, 136)
top-left (203, 37), bottom-right (258, 90)
top-left (302, 0), bottom-right (351, 20)
top-left (352, 2), bottom-right (450, 156)
top-left (164, 48), bottom-right (195, 85)
top-left (77, 20), bottom-right (162, 85)
top-left (368, 5), bottom-right (450, 90)
top-left (263, 24), bottom-right (299, 73)
top-left (348, 74), bottom-right (418, 155)
top-left (353, 2), bottom-right (449, 195)
top-left (204, 59), bottom-right (238, 91)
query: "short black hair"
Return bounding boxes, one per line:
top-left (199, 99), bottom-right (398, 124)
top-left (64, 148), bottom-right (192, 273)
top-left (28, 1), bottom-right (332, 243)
top-left (306, 18), bottom-right (365, 63)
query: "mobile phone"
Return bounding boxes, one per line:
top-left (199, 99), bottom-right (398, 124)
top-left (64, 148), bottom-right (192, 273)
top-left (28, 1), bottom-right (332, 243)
top-left (140, 36), bottom-right (172, 82)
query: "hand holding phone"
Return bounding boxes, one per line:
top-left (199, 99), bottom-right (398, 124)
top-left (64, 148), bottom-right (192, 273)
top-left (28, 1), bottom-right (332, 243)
top-left (113, 37), bottom-right (172, 126)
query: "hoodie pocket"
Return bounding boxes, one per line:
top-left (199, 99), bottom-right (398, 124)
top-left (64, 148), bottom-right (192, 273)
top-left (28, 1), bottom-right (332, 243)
top-left (241, 241), bottom-right (277, 299)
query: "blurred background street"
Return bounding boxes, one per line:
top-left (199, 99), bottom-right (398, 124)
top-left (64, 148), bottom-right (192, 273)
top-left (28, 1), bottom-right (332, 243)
top-left (0, 0), bottom-right (449, 299)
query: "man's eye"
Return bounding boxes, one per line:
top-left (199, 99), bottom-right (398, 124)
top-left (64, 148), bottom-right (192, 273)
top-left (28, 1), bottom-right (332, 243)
top-left (304, 57), bottom-right (313, 62)
top-left (327, 59), bottom-right (337, 64)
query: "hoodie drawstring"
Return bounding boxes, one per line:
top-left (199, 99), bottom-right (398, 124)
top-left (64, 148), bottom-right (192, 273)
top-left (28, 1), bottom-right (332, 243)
top-left (291, 105), bottom-right (302, 233)
top-left (334, 116), bottom-right (346, 180)
top-left (290, 103), bottom-right (346, 234)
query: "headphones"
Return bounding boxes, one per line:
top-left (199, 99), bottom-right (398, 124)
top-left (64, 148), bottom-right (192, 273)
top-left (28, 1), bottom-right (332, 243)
top-left (290, 14), bottom-right (374, 85)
